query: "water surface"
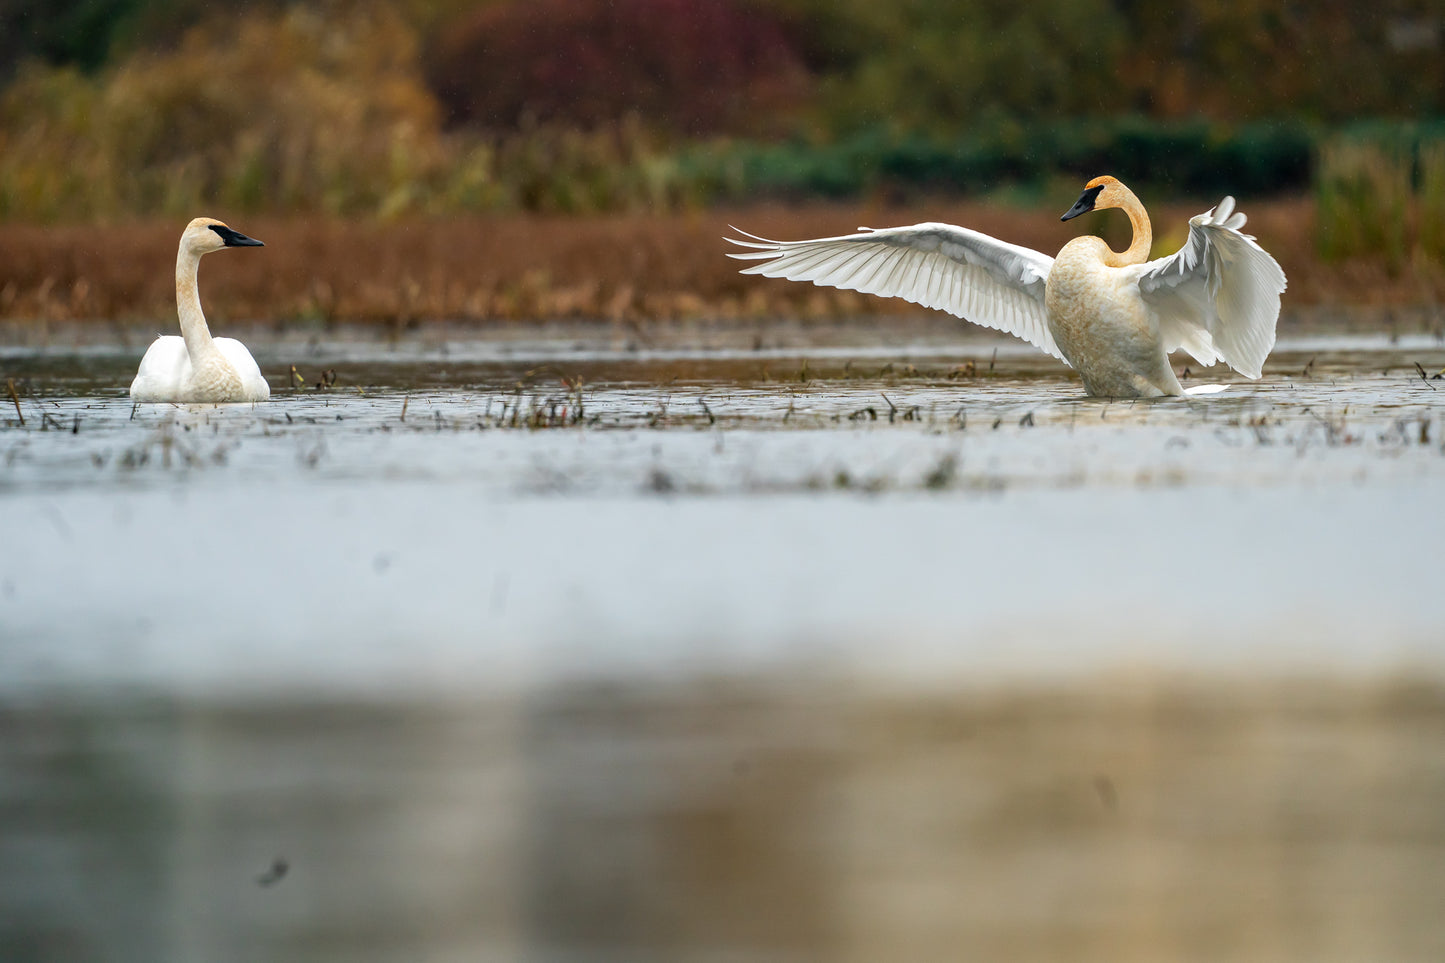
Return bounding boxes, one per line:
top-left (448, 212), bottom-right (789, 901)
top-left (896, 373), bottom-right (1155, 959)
top-left (3, 327), bottom-right (1444, 961)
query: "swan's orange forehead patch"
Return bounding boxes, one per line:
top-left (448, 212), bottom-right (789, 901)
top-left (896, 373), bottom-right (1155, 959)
top-left (1085, 175), bottom-right (1118, 190)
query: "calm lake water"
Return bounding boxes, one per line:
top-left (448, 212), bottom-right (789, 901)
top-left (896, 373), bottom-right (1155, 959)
top-left (3, 322), bottom-right (1444, 961)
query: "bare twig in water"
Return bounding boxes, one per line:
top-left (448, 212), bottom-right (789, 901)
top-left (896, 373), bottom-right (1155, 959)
top-left (5, 378), bottom-right (22, 426)
top-left (880, 393), bottom-right (897, 423)
top-left (1414, 362), bottom-right (1436, 389)
top-left (1303, 356), bottom-right (1316, 377)
top-left (400, 396), bottom-right (409, 421)
top-left (989, 348), bottom-right (997, 372)
top-left (698, 398), bottom-right (715, 425)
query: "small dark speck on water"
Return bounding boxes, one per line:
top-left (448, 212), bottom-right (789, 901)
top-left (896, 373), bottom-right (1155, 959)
top-left (256, 858), bottom-right (289, 887)
top-left (1094, 775), bottom-right (1118, 811)
top-left (923, 454), bottom-right (957, 490)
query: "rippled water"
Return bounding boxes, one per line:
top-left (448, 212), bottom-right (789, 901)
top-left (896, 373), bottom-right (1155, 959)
top-left (3, 326), bottom-right (1445, 961)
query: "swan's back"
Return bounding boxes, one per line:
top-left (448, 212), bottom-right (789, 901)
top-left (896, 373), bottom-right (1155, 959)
top-left (214, 337), bottom-right (270, 400)
top-left (129, 336), bottom-right (190, 402)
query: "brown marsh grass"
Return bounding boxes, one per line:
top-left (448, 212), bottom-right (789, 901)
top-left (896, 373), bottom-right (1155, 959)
top-left (1316, 138), bottom-right (1445, 281)
top-left (0, 198), bottom-right (1440, 329)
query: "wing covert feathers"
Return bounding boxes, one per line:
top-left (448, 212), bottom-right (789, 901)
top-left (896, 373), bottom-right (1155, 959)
top-left (1137, 197), bottom-right (1286, 379)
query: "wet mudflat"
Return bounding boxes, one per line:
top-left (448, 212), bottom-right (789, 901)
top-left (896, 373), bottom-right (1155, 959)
top-left (3, 323), bottom-right (1445, 961)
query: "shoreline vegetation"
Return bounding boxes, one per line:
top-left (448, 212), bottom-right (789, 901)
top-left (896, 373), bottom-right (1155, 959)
top-left (2, 3), bottom-right (1444, 330)
top-left (1, 198), bottom-right (1443, 330)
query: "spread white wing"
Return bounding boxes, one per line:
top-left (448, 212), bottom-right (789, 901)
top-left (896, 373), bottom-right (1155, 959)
top-left (1134, 197), bottom-right (1286, 379)
top-left (727, 222), bottom-right (1065, 361)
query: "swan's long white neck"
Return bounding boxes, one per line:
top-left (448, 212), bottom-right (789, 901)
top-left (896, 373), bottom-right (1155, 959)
top-left (176, 245), bottom-right (220, 364)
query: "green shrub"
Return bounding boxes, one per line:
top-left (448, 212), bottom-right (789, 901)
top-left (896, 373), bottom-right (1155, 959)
top-left (680, 119), bottom-right (1316, 204)
top-left (1421, 143), bottom-right (1445, 261)
top-left (1315, 126), bottom-right (1445, 269)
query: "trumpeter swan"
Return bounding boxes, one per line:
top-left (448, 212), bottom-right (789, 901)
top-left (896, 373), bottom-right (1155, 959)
top-left (129, 218), bottom-right (270, 403)
top-left (727, 176), bottom-right (1286, 397)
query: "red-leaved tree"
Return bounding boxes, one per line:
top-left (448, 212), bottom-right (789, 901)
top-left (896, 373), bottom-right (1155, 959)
top-left (426, 0), bottom-right (810, 135)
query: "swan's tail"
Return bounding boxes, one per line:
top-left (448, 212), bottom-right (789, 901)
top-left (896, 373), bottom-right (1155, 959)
top-left (1183, 383), bottom-right (1230, 396)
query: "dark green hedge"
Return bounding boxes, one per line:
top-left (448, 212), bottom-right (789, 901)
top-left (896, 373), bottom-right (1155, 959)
top-left (681, 119), bottom-right (1320, 202)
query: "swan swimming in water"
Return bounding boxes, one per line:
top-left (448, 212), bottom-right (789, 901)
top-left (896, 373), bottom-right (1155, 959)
top-left (727, 176), bottom-right (1286, 397)
top-left (130, 218), bottom-right (270, 403)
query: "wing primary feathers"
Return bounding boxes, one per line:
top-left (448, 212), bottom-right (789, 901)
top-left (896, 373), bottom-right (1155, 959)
top-left (725, 223), bottom-right (1062, 359)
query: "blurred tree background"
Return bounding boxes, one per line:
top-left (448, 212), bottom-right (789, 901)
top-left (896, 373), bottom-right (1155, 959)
top-left (0, 0), bottom-right (1442, 243)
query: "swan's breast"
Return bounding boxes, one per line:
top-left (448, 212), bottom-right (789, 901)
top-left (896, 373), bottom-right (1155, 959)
top-left (185, 355), bottom-right (246, 402)
top-left (1045, 238), bottom-right (1129, 348)
top-left (1046, 238), bottom-right (1172, 395)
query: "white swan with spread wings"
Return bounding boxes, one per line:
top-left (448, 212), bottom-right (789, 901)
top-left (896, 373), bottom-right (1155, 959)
top-left (727, 176), bottom-right (1286, 397)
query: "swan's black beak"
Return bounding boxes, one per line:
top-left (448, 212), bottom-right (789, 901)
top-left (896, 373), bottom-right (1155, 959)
top-left (1061, 185), bottom-right (1104, 222)
top-left (209, 224), bottom-right (265, 247)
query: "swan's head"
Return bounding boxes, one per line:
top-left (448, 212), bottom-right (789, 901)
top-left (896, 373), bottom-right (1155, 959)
top-left (182, 217), bottom-right (265, 255)
top-left (1061, 176), bottom-right (1129, 221)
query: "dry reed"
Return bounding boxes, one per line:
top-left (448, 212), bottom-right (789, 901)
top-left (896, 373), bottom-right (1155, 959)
top-left (1315, 137), bottom-right (1445, 275)
top-left (0, 198), bottom-right (1440, 330)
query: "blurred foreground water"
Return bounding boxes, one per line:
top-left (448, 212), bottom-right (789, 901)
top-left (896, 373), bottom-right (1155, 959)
top-left (2, 322), bottom-right (1444, 961)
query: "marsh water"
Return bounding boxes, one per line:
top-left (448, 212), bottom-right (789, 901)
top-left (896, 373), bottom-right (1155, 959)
top-left (3, 320), bottom-right (1445, 961)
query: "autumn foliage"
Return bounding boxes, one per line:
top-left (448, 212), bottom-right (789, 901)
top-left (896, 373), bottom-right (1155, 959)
top-left (426, 0), bottom-right (810, 135)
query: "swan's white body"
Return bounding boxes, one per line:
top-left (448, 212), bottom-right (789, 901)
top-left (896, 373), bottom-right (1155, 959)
top-left (130, 217), bottom-right (270, 404)
top-left (131, 335), bottom-right (269, 403)
top-left (727, 177), bottom-right (1286, 398)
